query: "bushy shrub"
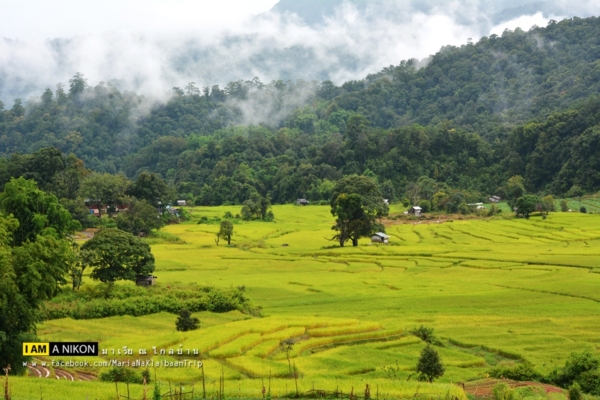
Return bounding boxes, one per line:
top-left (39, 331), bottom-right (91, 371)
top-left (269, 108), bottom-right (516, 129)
top-left (577, 370), bottom-right (600, 395)
top-left (41, 285), bottom-right (253, 320)
top-left (410, 325), bottom-right (443, 346)
top-left (100, 367), bottom-right (150, 383)
top-left (96, 217), bottom-right (117, 228)
top-left (146, 231), bottom-right (185, 244)
top-left (417, 200), bottom-right (431, 213)
top-left (265, 210), bottom-right (275, 221)
top-left (197, 216), bottom-right (221, 224)
top-left (175, 309), bottom-right (200, 331)
top-left (489, 363), bottom-right (543, 381)
top-left (178, 208), bottom-right (192, 221)
top-left (580, 206), bottom-right (587, 213)
top-left (509, 386), bottom-right (545, 400)
top-left (492, 383), bottom-right (511, 400)
top-left (569, 383), bottom-right (583, 400)
top-left (542, 195), bottom-right (556, 212)
top-left (207, 290), bottom-right (232, 312)
top-left (458, 202), bottom-right (471, 215)
top-left (548, 350), bottom-right (599, 388)
top-left (560, 200), bottom-right (569, 212)
top-left (153, 382), bottom-right (161, 400)
top-left (416, 345), bottom-right (445, 382)
top-left (488, 204), bottom-right (500, 216)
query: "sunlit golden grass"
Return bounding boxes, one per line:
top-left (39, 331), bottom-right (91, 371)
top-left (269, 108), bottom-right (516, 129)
top-left (19, 206), bottom-right (600, 399)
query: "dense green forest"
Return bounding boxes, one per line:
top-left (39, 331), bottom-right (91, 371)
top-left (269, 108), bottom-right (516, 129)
top-left (2, 17), bottom-right (600, 205)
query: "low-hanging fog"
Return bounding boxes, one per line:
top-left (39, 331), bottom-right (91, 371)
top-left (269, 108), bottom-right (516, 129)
top-left (1, 0), bottom-right (599, 107)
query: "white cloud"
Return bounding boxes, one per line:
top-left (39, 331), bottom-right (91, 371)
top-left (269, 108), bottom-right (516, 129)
top-left (490, 12), bottom-right (555, 36)
top-left (0, 0), bottom-right (597, 109)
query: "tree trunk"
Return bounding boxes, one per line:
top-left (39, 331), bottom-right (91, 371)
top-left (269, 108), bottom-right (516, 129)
top-left (352, 237), bottom-right (359, 247)
top-left (227, 236), bottom-right (230, 245)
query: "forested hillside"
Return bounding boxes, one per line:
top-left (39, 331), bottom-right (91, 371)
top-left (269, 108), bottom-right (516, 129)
top-left (1, 17), bottom-right (600, 204)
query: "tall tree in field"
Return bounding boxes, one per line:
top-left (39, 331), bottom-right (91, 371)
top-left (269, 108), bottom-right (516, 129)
top-left (175, 309), bottom-right (200, 332)
top-left (330, 175), bottom-right (387, 247)
top-left (81, 228), bottom-right (155, 283)
top-left (241, 193), bottom-right (273, 221)
top-left (218, 220), bottom-right (234, 245)
top-left (515, 195), bottom-right (541, 219)
top-left (330, 175), bottom-right (388, 217)
top-left (331, 193), bottom-right (370, 247)
top-left (416, 345), bottom-right (445, 383)
top-left (332, 193), bottom-right (373, 247)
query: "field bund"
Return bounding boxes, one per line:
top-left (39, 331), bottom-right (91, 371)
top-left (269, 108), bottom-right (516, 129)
top-left (27, 205), bottom-right (600, 399)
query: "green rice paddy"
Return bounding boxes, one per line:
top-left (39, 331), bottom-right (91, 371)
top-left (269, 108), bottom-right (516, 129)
top-left (17, 206), bottom-right (600, 399)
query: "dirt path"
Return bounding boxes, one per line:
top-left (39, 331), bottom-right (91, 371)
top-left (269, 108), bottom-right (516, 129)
top-left (463, 378), bottom-right (564, 398)
top-left (28, 362), bottom-right (97, 381)
top-left (27, 364), bottom-right (50, 378)
top-left (54, 368), bottom-right (74, 381)
top-left (76, 371), bottom-right (97, 381)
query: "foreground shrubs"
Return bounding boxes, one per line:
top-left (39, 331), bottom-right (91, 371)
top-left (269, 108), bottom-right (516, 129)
top-left (547, 350), bottom-right (600, 395)
top-left (416, 345), bottom-right (445, 382)
top-left (175, 309), bottom-right (200, 331)
top-left (489, 350), bottom-right (600, 396)
top-left (410, 325), bottom-right (444, 346)
top-left (41, 284), bottom-right (253, 320)
top-left (492, 383), bottom-right (546, 400)
top-left (100, 368), bottom-right (150, 384)
top-left (489, 362), bottom-right (543, 381)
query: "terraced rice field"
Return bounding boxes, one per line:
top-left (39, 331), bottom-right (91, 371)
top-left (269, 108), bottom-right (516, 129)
top-left (24, 206), bottom-right (600, 399)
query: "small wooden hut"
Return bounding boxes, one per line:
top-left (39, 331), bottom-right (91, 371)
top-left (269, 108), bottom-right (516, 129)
top-left (409, 206), bottom-right (422, 216)
top-left (371, 232), bottom-right (390, 244)
top-left (136, 275), bottom-right (157, 287)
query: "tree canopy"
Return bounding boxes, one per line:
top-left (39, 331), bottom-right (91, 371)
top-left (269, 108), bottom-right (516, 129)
top-left (81, 228), bottom-right (155, 283)
top-left (416, 345), bottom-right (445, 383)
top-left (0, 177), bottom-right (81, 246)
top-left (218, 220), bottom-right (234, 245)
top-left (330, 175), bottom-right (387, 247)
top-left (0, 183), bottom-right (77, 373)
top-left (126, 172), bottom-right (171, 208)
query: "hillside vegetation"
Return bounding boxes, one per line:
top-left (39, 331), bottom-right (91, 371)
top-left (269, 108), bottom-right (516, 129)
top-left (1, 18), bottom-right (600, 203)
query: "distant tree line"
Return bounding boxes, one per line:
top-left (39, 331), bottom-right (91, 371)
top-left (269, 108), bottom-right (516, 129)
top-left (1, 17), bottom-right (600, 205)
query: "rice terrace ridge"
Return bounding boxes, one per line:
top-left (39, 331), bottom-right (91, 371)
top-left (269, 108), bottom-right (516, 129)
top-left (2, 1), bottom-right (600, 399)
top-left (7, 204), bottom-right (600, 399)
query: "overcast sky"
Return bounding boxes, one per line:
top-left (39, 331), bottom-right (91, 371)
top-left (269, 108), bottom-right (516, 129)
top-left (0, 0), bottom-right (279, 41)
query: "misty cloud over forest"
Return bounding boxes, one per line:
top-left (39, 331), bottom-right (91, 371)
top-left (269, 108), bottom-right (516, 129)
top-left (1, 0), bottom-right (599, 107)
